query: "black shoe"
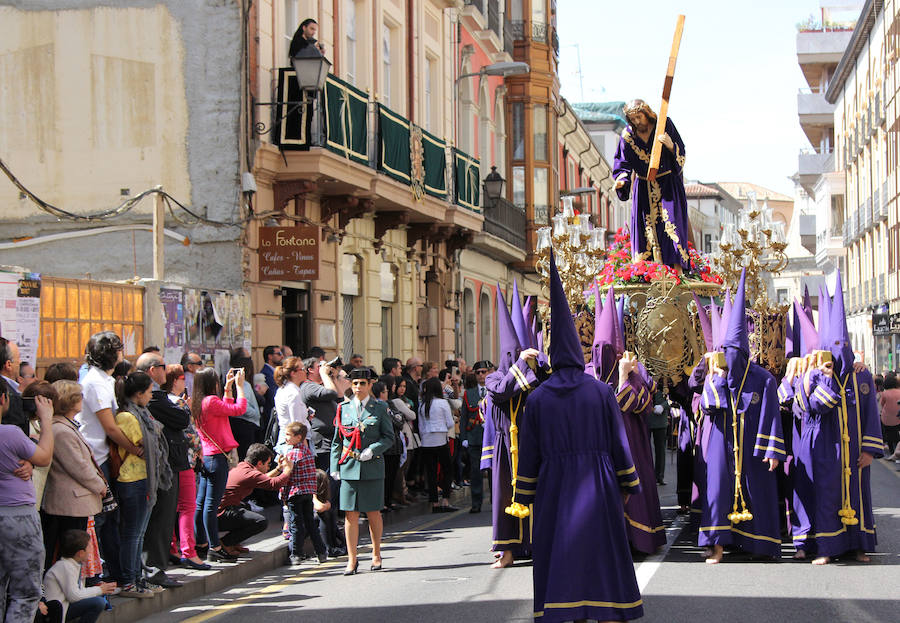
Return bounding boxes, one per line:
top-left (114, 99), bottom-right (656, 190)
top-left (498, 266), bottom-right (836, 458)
top-left (146, 573), bottom-right (182, 589)
top-left (207, 548), bottom-right (238, 563)
top-left (328, 548), bottom-right (347, 558)
top-left (169, 554), bottom-right (183, 566)
top-left (343, 561), bottom-right (359, 575)
top-left (370, 561), bottom-right (382, 571)
top-left (469, 506), bottom-right (481, 514)
top-left (195, 544), bottom-right (209, 559)
top-left (317, 552), bottom-right (328, 564)
top-left (180, 557), bottom-right (212, 571)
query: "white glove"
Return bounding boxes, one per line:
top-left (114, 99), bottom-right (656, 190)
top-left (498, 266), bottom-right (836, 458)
top-left (653, 405), bottom-right (664, 415)
top-left (330, 471), bottom-right (341, 481)
top-left (358, 447), bottom-right (374, 462)
top-left (462, 440), bottom-right (469, 448)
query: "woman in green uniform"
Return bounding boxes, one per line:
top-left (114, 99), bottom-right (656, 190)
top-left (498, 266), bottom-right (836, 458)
top-left (330, 368), bottom-right (394, 575)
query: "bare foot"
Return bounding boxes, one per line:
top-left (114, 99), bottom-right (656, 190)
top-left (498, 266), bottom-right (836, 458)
top-left (811, 556), bottom-right (830, 565)
top-left (705, 545), bottom-right (724, 565)
top-left (491, 551), bottom-right (514, 569)
top-left (855, 551), bottom-right (870, 563)
top-left (793, 550), bottom-right (807, 560)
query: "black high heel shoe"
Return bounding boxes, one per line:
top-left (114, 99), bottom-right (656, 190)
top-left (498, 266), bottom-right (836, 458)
top-left (371, 560), bottom-right (382, 571)
top-left (343, 561), bottom-right (359, 576)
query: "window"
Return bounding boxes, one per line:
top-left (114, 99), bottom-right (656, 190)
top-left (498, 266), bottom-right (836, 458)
top-left (512, 165), bottom-right (526, 208)
top-left (533, 104), bottom-right (547, 161)
top-left (534, 167), bottom-right (549, 224)
top-left (479, 81), bottom-right (490, 164)
top-left (704, 234), bottom-right (712, 254)
top-left (425, 56), bottom-right (436, 132)
top-left (345, 0), bottom-right (357, 84)
top-left (480, 291), bottom-right (492, 361)
top-left (463, 288), bottom-right (476, 363)
top-left (381, 307), bottom-right (393, 360)
top-left (382, 24), bottom-right (391, 107)
top-left (512, 102), bottom-right (525, 160)
top-left (494, 94), bottom-right (506, 174)
top-left (510, 0), bottom-right (523, 20)
top-left (284, 0), bottom-right (298, 61)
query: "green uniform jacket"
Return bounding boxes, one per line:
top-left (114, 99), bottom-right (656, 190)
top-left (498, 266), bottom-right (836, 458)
top-left (330, 397), bottom-right (395, 481)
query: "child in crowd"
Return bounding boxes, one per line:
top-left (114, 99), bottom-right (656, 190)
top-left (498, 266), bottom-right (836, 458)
top-left (281, 422), bottom-right (327, 565)
top-left (42, 529), bottom-right (117, 623)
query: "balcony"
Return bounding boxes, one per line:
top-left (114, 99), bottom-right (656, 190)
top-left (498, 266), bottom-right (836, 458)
top-left (797, 30), bottom-right (854, 86)
top-left (797, 150), bottom-right (833, 196)
top-left (861, 198), bottom-right (872, 232)
top-left (532, 21), bottom-right (548, 43)
top-left (261, 69), bottom-right (483, 237)
top-left (798, 89), bottom-right (836, 122)
top-left (470, 197), bottom-right (527, 263)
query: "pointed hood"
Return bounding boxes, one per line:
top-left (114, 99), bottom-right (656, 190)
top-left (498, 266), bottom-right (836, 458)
top-left (720, 289), bottom-right (733, 347)
top-left (794, 299), bottom-right (819, 356)
top-left (693, 292), bottom-right (713, 351)
top-left (803, 286), bottom-right (812, 318)
top-left (548, 252), bottom-right (585, 371)
top-left (785, 303), bottom-right (800, 359)
top-left (828, 270), bottom-right (854, 373)
top-left (510, 280), bottom-right (532, 351)
top-left (615, 295), bottom-right (626, 355)
top-left (591, 286), bottom-right (619, 382)
top-left (723, 271), bottom-right (749, 390)
top-left (818, 284), bottom-right (830, 338)
top-left (523, 296), bottom-right (537, 349)
top-left (710, 299), bottom-right (722, 351)
top-left (495, 283), bottom-right (521, 375)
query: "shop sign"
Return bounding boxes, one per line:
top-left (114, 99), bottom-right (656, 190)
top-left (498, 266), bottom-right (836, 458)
top-left (891, 313), bottom-right (900, 335)
top-left (872, 312), bottom-right (891, 336)
top-left (258, 226), bottom-right (320, 281)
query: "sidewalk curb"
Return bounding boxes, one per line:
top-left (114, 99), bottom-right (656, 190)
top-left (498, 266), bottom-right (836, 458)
top-left (100, 487), bottom-right (473, 622)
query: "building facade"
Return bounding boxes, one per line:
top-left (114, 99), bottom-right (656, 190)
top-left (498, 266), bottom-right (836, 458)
top-left (827, 0), bottom-right (897, 370)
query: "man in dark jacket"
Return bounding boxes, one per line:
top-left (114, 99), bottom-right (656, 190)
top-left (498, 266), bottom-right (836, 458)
top-left (137, 353), bottom-right (190, 587)
top-left (0, 337), bottom-right (27, 435)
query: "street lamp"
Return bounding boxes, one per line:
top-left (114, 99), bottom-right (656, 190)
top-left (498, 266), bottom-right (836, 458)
top-left (291, 44), bottom-right (331, 90)
top-left (483, 166), bottom-right (505, 208)
top-left (457, 61), bottom-right (530, 82)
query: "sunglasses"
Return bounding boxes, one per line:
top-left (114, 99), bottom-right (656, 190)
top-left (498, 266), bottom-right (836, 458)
top-left (475, 369), bottom-right (488, 374)
top-left (350, 380), bottom-right (369, 386)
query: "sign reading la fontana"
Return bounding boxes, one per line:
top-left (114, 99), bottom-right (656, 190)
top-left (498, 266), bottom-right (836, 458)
top-left (258, 226), bottom-right (320, 281)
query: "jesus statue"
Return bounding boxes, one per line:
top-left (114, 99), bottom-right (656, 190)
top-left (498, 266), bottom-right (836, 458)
top-left (613, 99), bottom-right (692, 270)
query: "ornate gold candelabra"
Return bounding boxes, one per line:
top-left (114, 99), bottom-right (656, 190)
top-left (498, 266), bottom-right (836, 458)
top-left (534, 195), bottom-right (607, 314)
top-left (713, 191), bottom-right (790, 372)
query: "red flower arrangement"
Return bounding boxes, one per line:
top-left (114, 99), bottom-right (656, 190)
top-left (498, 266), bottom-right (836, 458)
top-left (595, 229), bottom-right (724, 287)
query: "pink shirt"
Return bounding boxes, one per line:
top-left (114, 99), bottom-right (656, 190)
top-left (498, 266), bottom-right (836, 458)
top-left (879, 388), bottom-right (900, 427)
top-left (196, 395), bottom-right (245, 456)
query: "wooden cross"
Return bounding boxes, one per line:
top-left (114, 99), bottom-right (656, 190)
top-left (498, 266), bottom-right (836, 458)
top-left (648, 15), bottom-right (685, 182)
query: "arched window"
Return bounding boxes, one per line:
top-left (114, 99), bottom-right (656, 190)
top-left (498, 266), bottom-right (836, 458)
top-left (458, 59), bottom-right (475, 153)
top-left (480, 290), bottom-right (492, 362)
top-left (494, 90), bottom-right (506, 178)
top-left (464, 288), bottom-right (476, 363)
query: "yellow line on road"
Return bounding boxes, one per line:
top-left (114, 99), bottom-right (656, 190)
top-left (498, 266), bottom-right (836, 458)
top-left (180, 509), bottom-right (467, 623)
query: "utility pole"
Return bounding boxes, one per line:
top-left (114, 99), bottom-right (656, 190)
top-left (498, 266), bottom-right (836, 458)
top-left (152, 186), bottom-right (164, 281)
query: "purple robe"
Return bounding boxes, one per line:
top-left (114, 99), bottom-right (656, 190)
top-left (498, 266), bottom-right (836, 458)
top-left (698, 364), bottom-right (785, 557)
top-left (514, 368), bottom-right (643, 622)
top-left (687, 362), bottom-right (709, 515)
top-left (481, 357), bottom-right (547, 554)
top-left (612, 363), bottom-right (667, 553)
top-left (614, 118), bottom-right (691, 269)
top-left (789, 369), bottom-right (883, 557)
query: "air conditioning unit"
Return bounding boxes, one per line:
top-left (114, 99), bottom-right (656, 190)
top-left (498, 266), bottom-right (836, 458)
top-left (417, 306), bottom-right (438, 337)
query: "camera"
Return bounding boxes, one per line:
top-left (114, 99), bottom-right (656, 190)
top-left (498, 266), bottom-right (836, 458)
top-left (22, 396), bottom-right (36, 417)
top-left (326, 356), bottom-right (343, 369)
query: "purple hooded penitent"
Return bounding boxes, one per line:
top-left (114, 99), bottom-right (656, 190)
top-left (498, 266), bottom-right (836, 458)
top-left (710, 299), bottom-right (722, 351)
top-left (817, 284), bottom-right (830, 339)
top-left (591, 287), bottom-right (619, 382)
top-left (523, 296), bottom-right (538, 350)
top-left (511, 281), bottom-right (532, 352)
top-left (511, 250), bottom-right (644, 622)
top-left (696, 266), bottom-right (785, 558)
top-left (803, 286), bottom-right (813, 320)
top-left (616, 295), bottom-right (626, 355)
top-left (693, 292), bottom-right (713, 352)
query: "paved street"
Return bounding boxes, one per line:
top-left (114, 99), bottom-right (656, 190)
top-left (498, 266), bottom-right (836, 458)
top-left (142, 457), bottom-right (900, 623)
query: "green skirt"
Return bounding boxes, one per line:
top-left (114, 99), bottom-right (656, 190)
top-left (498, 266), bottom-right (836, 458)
top-left (339, 478), bottom-right (384, 512)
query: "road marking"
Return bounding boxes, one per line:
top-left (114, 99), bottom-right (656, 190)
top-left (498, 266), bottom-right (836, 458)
top-left (179, 509), bottom-right (468, 623)
top-left (634, 513), bottom-right (688, 592)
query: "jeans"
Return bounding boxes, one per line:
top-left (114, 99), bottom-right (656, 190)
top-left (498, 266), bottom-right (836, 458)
top-left (287, 494), bottom-right (325, 558)
top-left (194, 454), bottom-right (229, 548)
top-left (0, 509), bottom-right (44, 623)
top-left (314, 453), bottom-right (344, 553)
top-left (95, 461), bottom-right (122, 582)
top-left (116, 479), bottom-right (151, 586)
top-left (421, 444), bottom-right (452, 503)
top-left (171, 469), bottom-right (198, 559)
top-left (218, 507), bottom-right (267, 546)
top-left (66, 595), bottom-right (107, 622)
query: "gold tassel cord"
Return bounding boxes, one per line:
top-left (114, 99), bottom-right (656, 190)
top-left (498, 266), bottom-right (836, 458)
top-left (836, 375), bottom-right (858, 526)
top-left (505, 393), bottom-right (531, 518)
top-left (727, 364), bottom-right (752, 524)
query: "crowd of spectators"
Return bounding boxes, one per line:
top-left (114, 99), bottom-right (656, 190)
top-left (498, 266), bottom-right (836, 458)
top-left (0, 332), bottom-right (489, 621)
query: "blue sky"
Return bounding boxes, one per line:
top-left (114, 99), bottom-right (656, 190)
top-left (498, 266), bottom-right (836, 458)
top-left (557, 1), bottom-right (854, 196)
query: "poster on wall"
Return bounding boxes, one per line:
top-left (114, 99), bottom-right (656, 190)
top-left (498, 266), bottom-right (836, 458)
top-left (170, 287), bottom-right (251, 359)
top-left (0, 271), bottom-right (41, 367)
top-left (159, 288), bottom-right (185, 365)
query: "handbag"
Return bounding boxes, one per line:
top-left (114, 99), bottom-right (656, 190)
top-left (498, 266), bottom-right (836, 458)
top-left (197, 420), bottom-right (239, 469)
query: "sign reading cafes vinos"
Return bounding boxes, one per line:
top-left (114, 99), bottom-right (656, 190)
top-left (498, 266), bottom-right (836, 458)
top-left (258, 226), bottom-right (320, 281)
